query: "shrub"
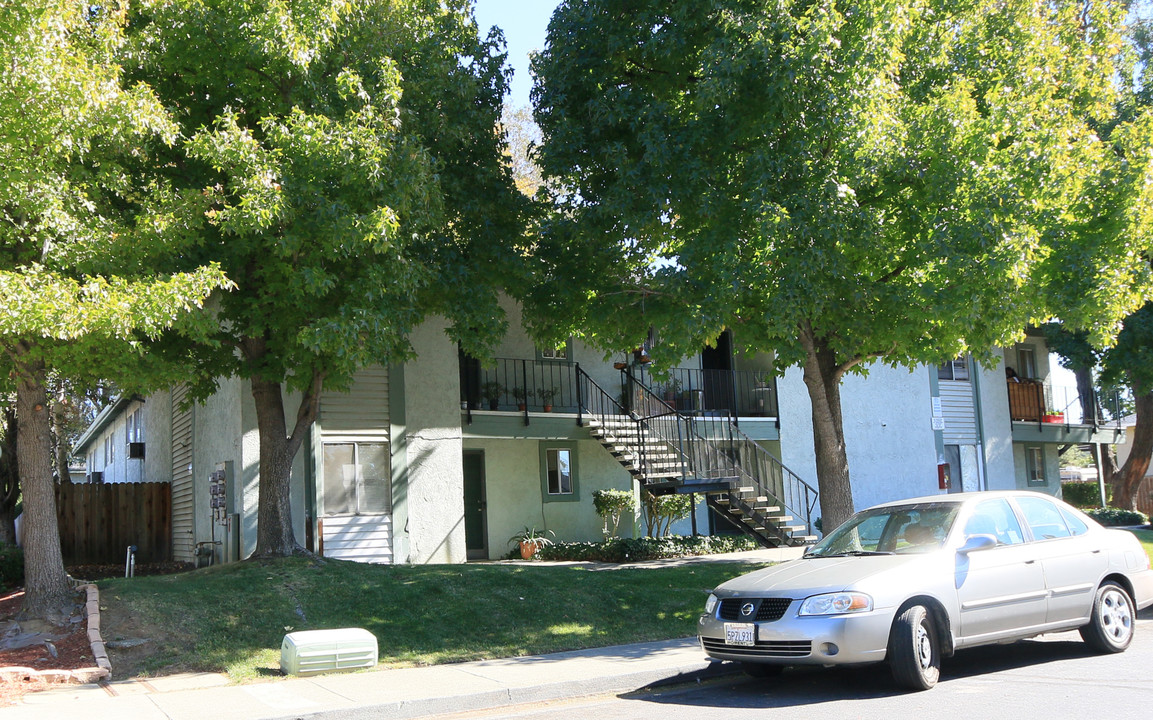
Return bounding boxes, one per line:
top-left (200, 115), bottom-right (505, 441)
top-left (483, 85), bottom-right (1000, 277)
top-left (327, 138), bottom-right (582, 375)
top-left (536, 534), bottom-right (760, 563)
top-left (1061, 481), bottom-right (1104, 508)
top-left (0, 544), bottom-right (23, 589)
top-left (592, 489), bottom-right (636, 539)
top-left (1085, 507), bottom-right (1149, 527)
top-left (641, 492), bottom-right (693, 537)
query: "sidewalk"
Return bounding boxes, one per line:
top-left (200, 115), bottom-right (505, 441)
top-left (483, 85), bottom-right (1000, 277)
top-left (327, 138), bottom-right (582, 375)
top-left (8, 637), bottom-right (732, 720)
top-left (7, 548), bottom-right (801, 720)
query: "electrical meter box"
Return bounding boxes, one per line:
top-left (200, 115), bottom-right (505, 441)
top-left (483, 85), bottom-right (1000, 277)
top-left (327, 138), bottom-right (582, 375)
top-left (280, 628), bottom-right (378, 676)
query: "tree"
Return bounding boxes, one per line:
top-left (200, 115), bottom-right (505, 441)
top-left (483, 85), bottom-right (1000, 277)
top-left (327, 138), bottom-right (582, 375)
top-left (125, 0), bottom-right (528, 557)
top-left (0, 0), bottom-right (229, 616)
top-left (530, 0), bottom-right (1153, 529)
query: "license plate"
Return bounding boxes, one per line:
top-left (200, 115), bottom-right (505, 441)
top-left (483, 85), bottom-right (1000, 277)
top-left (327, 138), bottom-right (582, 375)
top-left (724, 622), bottom-right (756, 646)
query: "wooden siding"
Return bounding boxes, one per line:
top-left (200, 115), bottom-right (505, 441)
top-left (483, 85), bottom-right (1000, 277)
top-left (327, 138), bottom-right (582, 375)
top-left (320, 365), bottom-right (389, 437)
top-left (320, 515), bottom-right (392, 563)
top-left (170, 385), bottom-right (195, 563)
top-left (939, 381), bottom-right (978, 445)
top-left (56, 482), bottom-right (171, 564)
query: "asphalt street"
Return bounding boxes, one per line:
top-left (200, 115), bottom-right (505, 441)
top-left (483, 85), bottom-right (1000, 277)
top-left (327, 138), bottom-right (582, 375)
top-left (434, 616), bottom-right (1152, 720)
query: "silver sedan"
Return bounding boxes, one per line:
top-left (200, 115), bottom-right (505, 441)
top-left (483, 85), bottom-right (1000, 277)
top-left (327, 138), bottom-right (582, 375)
top-left (698, 490), bottom-right (1153, 690)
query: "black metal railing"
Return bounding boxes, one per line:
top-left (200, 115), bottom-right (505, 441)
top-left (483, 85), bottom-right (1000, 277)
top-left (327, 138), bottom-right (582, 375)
top-left (634, 366), bottom-right (779, 419)
top-left (623, 367), bottom-right (817, 537)
top-left (461, 357), bottom-right (581, 423)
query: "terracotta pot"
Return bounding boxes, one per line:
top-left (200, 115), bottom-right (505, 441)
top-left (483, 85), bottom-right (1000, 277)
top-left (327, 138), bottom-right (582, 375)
top-left (543, 405), bottom-right (553, 412)
top-left (519, 540), bottom-right (538, 560)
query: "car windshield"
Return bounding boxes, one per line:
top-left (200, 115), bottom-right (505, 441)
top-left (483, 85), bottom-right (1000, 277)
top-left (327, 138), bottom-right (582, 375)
top-left (805, 503), bottom-right (961, 557)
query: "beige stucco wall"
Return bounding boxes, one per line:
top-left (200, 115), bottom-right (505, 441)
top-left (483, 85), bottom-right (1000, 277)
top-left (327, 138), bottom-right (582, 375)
top-left (402, 317), bottom-right (467, 564)
top-left (463, 436), bottom-right (638, 558)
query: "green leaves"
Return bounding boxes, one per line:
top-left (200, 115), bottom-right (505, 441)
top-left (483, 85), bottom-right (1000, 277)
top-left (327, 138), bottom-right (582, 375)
top-left (531, 0), bottom-right (1150, 370)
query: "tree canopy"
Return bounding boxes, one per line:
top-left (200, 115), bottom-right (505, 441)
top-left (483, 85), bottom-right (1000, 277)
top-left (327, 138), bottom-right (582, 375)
top-left (530, 0), bottom-right (1153, 528)
top-left (0, 0), bottom-right (229, 615)
top-left (125, 0), bottom-right (528, 555)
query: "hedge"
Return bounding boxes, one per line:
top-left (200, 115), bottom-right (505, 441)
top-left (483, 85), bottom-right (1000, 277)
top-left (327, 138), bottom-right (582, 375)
top-left (1085, 507), bottom-right (1149, 527)
top-left (534, 534), bottom-right (761, 563)
top-left (1061, 481), bottom-right (1105, 508)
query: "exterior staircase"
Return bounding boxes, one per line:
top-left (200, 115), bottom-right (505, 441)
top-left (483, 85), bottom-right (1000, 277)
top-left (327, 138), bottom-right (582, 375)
top-left (577, 367), bottom-right (818, 547)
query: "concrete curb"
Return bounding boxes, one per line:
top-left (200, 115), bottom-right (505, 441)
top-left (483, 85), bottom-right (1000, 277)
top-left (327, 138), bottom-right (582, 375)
top-left (253, 646), bottom-right (740, 720)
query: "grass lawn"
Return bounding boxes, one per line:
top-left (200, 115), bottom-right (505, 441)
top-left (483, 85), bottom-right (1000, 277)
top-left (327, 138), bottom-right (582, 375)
top-left (97, 556), bottom-right (759, 682)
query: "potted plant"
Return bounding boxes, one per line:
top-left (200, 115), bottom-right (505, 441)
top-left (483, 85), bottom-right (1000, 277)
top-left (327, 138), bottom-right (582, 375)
top-left (536, 387), bottom-right (559, 412)
top-left (511, 387), bottom-right (529, 411)
top-left (508, 527), bottom-right (554, 559)
top-left (1043, 411), bottom-right (1064, 424)
top-left (481, 381), bottom-right (504, 410)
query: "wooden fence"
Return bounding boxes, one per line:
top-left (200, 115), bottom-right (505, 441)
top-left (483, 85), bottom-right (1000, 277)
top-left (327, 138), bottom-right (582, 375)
top-left (1137, 477), bottom-right (1153, 519)
top-left (55, 482), bottom-right (171, 565)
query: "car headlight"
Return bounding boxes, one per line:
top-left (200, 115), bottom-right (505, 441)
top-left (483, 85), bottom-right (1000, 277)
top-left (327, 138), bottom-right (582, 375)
top-left (798, 592), bottom-right (873, 616)
top-left (704, 593), bottom-right (718, 614)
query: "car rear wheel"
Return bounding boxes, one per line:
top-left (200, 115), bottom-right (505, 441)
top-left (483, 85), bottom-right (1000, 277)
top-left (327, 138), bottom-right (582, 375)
top-left (1080, 581), bottom-right (1134, 653)
top-left (741, 662), bottom-right (784, 679)
top-left (889, 604), bottom-right (940, 691)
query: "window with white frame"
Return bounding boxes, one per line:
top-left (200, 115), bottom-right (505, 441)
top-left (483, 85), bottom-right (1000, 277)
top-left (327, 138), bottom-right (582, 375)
top-left (539, 443), bottom-right (578, 501)
top-left (1017, 346), bottom-right (1037, 379)
top-left (126, 407), bottom-right (144, 443)
top-left (103, 435), bottom-right (114, 467)
top-left (321, 442), bottom-right (391, 516)
top-left (1025, 446), bottom-right (1046, 486)
top-left (937, 356), bottom-right (970, 381)
top-left (537, 340), bottom-right (571, 362)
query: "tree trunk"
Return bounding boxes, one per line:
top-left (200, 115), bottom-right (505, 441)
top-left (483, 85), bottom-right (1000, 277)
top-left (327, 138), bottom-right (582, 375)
top-left (12, 344), bottom-right (74, 616)
top-left (1111, 387), bottom-right (1153, 510)
top-left (1074, 367), bottom-right (1096, 425)
top-left (799, 326), bottom-right (855, 532)
top-left (250, 376), bottom-right (301, 557)
top-left (246, 340), bottom-right (325, 558)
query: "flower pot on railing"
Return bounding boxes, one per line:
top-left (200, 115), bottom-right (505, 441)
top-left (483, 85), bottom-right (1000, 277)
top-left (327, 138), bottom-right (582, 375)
top-left (1042, 413), bottom-right (1064, 424)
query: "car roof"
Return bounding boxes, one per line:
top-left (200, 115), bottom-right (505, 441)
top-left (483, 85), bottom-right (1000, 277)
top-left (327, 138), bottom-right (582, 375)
top-left (860, 490), bottom-right (1061, 512)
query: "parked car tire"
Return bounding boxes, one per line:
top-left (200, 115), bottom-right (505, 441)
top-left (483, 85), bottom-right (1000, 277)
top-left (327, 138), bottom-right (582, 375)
top-left (741, 662), bottom-right (784, 679)
top-left (889, 605), bottom-right (940, 691)
top-left (1079, 581), bottom-right (1134, 653)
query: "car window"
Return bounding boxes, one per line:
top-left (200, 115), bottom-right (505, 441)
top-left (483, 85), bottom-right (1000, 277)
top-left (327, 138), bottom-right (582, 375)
top-left (964, 499), bottom-right (1025, 545)
top-left (1058, 505), bottom-right (1090, 536)
top-left (1016, 496), bottom-right (1073, 540)
top-left (807, 503), bottom-right (959, 556)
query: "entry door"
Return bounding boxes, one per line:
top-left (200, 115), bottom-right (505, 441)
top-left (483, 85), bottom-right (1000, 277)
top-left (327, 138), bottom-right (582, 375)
top-left (463, 451), bottom-right (488, 560)
top-left (700, 330), bottom-right (734, 415)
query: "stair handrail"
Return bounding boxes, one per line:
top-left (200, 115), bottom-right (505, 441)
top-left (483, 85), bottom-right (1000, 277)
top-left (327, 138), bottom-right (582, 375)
top-left (627, 370), bottom-right (818, 537)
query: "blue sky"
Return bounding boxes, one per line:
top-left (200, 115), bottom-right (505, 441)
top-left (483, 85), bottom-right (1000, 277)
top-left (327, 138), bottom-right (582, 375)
top-left (473, 1), bottom-right (563, 108)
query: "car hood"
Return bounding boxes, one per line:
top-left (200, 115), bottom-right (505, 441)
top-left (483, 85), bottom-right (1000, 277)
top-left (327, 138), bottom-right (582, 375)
top-left (715, 554), bottom-right (938, 599)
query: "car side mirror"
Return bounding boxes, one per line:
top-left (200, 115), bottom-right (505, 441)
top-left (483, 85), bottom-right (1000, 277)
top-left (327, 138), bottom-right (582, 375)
top-left (958, 534), bottom-right (997, 554)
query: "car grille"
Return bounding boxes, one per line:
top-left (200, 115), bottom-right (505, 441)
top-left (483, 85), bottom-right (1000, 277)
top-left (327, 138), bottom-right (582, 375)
top-left (701, 637), bottom-right (813, 658)
top-left (718, 597), bottom-right (793, 622)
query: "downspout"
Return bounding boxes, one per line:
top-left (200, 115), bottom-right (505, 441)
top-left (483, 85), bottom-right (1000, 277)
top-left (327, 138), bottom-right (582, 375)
top-left (971, 360), bottom-right (989, 492)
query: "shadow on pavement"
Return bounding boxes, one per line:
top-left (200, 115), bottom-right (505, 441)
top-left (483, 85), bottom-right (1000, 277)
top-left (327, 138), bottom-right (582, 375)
top-left (630, 634), bottom-right (1138, 711)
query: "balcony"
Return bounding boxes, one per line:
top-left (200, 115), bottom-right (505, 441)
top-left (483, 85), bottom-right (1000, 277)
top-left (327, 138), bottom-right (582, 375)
top-left (459, 358), bottom-right (779, 438)
top-left (1007, 380), bottom-right (1125, 444)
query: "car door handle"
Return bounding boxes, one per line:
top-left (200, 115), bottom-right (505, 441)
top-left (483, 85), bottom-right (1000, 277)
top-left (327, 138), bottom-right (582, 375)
top-left (1092, 549), bottom-right (1102, 554)
top-left (1024, 560), bottom-right (1036, 564)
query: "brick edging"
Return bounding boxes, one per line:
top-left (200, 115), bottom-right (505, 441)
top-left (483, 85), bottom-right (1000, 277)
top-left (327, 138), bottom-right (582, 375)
top-left (0, 583), bottom-right (111, 685)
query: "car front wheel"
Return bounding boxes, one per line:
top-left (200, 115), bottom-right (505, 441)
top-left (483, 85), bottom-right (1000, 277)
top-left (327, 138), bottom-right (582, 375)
top-left (1080, 581), bottom-right (1134, 653)
top-left (889, 604), bottom-right (940, 691)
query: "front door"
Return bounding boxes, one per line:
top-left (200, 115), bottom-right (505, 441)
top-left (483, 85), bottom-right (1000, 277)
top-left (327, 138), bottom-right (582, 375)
top-left (700, 330), bottom-right (734, 415)
top-left (463, 451), bottom-right (488, 560)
